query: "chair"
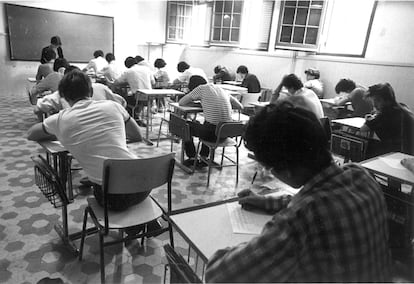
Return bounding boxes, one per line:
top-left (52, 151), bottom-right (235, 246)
top-left (194, 121), bottom-right (244, 186)
top-left (78, 153), bottom-right (175, 284)
top-left (163, 244), bottom-right (202, 284)
top-left (320, 117), bottom-right (332, 143)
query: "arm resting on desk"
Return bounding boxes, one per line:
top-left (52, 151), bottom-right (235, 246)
top-left (27, 123), bottom-right (56, 141)
top-left (230, 95), bottom-right (243, 110)
top-left (125, 116), bottom-right (143, 143)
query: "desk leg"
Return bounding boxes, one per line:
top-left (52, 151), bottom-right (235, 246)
top-left (146, 97), bottom-right (150, 141)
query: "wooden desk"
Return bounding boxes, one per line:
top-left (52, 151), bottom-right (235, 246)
top-left (332, 117), bottom-right (366, 129)
top-left (169, 102), bottom-right (203, 119)
top-left (137, 89), bottom-right (184, 141)
top-left (216, 84), bottom-right (248, 93)
top-left (223, 81), bottom-right (242, 86)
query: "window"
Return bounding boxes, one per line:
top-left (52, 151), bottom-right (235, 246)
top-left (167, 1), bottom-right (194, 42)
top-left (211, 0), bottom-right (243, 44)
top-left (276, 0), bottom-right (325, 50)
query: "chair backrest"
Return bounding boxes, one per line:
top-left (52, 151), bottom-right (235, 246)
top-left (240, 92), bottom-right (261, 107)
top-left (320, 117), bottom-right (332, 142)
top-left (259, 88), bottom-right (273, 102)
top-left (169, 113), bottom-right (191, 141)
top-left (163, 244), bottom-right (202, 284)
top-left (215, 121), bottom-right (245, 139)
top-left (103, 153), bottom-right (175, 195)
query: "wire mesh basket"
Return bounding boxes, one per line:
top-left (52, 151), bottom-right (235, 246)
top-left (32, 155), bottom-right (69, 208)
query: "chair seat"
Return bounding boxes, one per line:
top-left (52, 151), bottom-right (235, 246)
top-left (87, 196), bottom-right (162, 229)
top-left (201, 137), bottom-right (238, 148)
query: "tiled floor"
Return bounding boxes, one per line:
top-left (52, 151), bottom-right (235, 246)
top-left (0, 96), bottom-right (264, 283)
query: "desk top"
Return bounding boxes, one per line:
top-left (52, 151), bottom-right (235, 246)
top-left (27, 77), bottom-right (37, 83)
top-left (332, 117), bottom-right (366, 129)
top-left (360, 152), bottom-right (414, 185)
top-left (137, 89), bottom-right (184, 96)
top-left (169, 102), bottom-right (203, 114)
top-left (216, 84), bottom-right (248, 93)
top-left (320, 98), bottom-right (336, 105)
top-left (249, 101), bottom-right (270, 108)
top-left (38, 140), bottom-right (67, 154)
top-left (223, 81), bottom-right (242, 86)
top-left (170, 201), bottom-right (272, 262)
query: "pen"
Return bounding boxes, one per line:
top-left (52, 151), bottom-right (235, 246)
top-left (251, 171), bottom-right (258, 185)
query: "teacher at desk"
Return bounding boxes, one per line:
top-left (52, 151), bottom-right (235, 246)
top-left (40, 36), bottom-right (64, 64)
top-left (205, 101), bottom-right (391, 282)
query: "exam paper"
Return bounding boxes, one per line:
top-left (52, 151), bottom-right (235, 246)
top-left (378, 156), bottom-right (405, 170)
top-left (226, 202), bottom-right (272, 235)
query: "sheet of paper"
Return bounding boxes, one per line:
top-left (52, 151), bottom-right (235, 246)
top-left (226, 202), bottom-right (272, 235)
top-left (259, 179), bottom-right (299, 196)
top-left (378, 156), bottom-right (405, 170)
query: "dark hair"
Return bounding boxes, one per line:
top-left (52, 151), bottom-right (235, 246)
top-left (188, 75), bottom-right (207, 91)
top-left (214, 65), bottom-right (223, 74)
top-left (64, 65), bottom-right (80, 74)
top-left (236, 65), bottom-right (248, 74)
top-left (177, 61), bottom-right (190, 72)
top-left (105, 53), bottom-right (115, 63)
top-left (93, 50), bottom-right (104, 58)
top-left (281, 74), bottom-right (303, 90)
top-left (51, 36), bottom-right (62, 46)
top-left (124, 56), bottom-right (137, 68)
top-left (154, 58), bottom-right (166, 68)
top-left (53, 58), bottom-right (69, 72)
top-left (335, 78), bottom-right (356, 94)
top-left (58, 70), bottom-right (92, 102)
top-left (135, 55), bottom-right (144, 63)
top-left (366, 83), bottom-right (397, 105)
top-left (44, 48), bottom-right (56, 62)
top-left (244, 101), bottom-right (331, 171)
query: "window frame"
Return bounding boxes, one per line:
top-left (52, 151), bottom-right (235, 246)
top-left (166, 1), bottom-right (194, 44)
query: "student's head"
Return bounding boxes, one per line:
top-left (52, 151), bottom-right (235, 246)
top-left (281, 74), bottom-right (303, 94)
top-left (188, 75), bottom-right (207, 91)
top-left (64, 65), bottom-right (81, 74)
top-left (214, 65), bottom-right (223, 74)
top-left (154, 58), bottom-right (166, 69)
top-left (124, 56), bottom-right (137, 68)
top-left (93, 50), bottom-right (104, 58)
top-left (236, 65), bottom-right (248, 80)
top-left (105, 53), bottom-right (115, 63)
top-left (244, 102), bottom-right (332, 187)
top-left (50, 36), bottom-right (62, 47)
top-left (135, 55), bottom-right (144, 64)
top-left (58, 70), bottom-right (92, 102)
top-left (335, 79), bottom-right (356, 94)
top-left (177, 61), bottom-right (190, 73)
top-left (365, 83), bottom-right (397, 111)
top-left (304, 68), bottom-right (320, 80)
top-left (53, 58), bottom-right (69, 72)
top-left (44, 48), bottom-right (57, 62)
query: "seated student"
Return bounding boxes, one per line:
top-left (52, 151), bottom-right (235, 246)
top-left (205, 102), bottom-right (391, 282)
top-left (153, 58), bottom-right (171, 112)
top-left (178, 75), bottom-right (243, 167)
top-left (304, 67), bottom-right (324, 99)
top-left (236, 65), bottom-right (261, 93)
top-left (333, 78), bottom-right (373, 117)
top-left (40, 36), bottom-right (64, 64)
top-left (36, 48), bottom-right (56, 82)
top-left (213, 65), bottom-right (236, 84)
top-left (172, 61), bottom-right (208, 87)
top-left (361, 83), bottom-right (414, 156)
top-left (27, 69), bottom-right (146, 211)
top-left (82, 50), bottom-right (108, 76)
top-left (271, 73), bottom-right (324, 119)
top-left (30, 58), bottom-right (69, 103)
top-left (135, 55), bottom-right (153, 70)
top-left (102, 53), bottom-right (122, 83)
top-left (112, 56), bottom-right (155, 127)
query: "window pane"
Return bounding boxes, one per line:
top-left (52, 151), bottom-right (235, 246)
top-left (215, 1), bottom-right (224, 12)
top-left (231, 28), bottom-right (239, 41)
top-left (223, 14), bottom-right (231, 27)
top-left (222, 28), bottom-right (230, 41)
top-left (298, 1), bottom-right (310, 7)
top-left (285, 1), bottom-right (297, 7)
top-left (224, 1), bottom-right (233, 13)
top-left (213, 28), bottom-right (221, 40)
top-left (283, 7), bottom-right (295, 25)
top-left (168, 28), bottom-right (176, 39)
top-left (178, 28), bottom-right (184, 39)
top-left (214, 13), bottom-right (222, 26)
top-left (311, 0), bottom-right (323, 7)
top-left (280, 26), bottom-right (293, 42)
top-left (232, 14), bottom-right (241, 28)
top-left (308, 9), bottom-right (321, 26)
top-left (168, 16), bottom-right (175, 26)
top-left (233, 1), bottom-right (243, 13)
top-left (295, 8), bottom-right (308, 25)
top-left (293, 27), bottom-right (305, 43)
top-left (169, 4), bottom-right (177, 16)
top-left (305, 27), bottom-right (318, 44)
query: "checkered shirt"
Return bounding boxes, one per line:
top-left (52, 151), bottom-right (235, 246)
top-left (205, 163), bottom-right (391, 282)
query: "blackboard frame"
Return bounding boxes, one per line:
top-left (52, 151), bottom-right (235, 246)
top-left (5, 3), bottom-right (114, 63)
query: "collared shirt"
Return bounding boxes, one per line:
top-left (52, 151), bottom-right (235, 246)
top-left (114, 64), bottom-right (154, 93)
top-left (205, 163), bottom-right (391, 283)
top-left (293, 87), bottom-right (324, 119)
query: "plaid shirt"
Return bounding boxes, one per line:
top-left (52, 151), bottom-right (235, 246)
top-left (205, 163), bottom-right (391, 282)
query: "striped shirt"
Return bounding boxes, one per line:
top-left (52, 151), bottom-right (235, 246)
top-left (205, 163), bottom-right (391, 283)
top-left (185, 84), bottom-right (233, 125)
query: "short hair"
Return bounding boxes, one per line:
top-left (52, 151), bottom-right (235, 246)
top-left (93, 50), bottom-right (104, 58)
top-left (124, 56), bottom-right (137, 68)
top-left (335, 79), bottom-right (356, 94)
top-left (154, 58), bottom-right (166, 68)
top-left (366, 83), bottom-right (397, 105)
top-left (177, 61), bottom-right (190, 72)
top-left (51, 36), bottom-right (62, 46)
top-left (244, 101), bottom-right (331, 171)
top-left (58, 70), bottom-right (92, 102)
top-left (236, 65), bottom-right (248, 74)
top-left (135, 55), bottom-right (144, 64)
top-left (188, 75), bottom-right (207, 91)
top-left (281, 74), bottom-right (303, 90)
top-left (64, 65), bottom-right (80, 74)
top-left (53, 58), bottom-right (69, 72)
top-left (44, 48), bottom-right (56, 62)
top-left (214, 65), bottom-right (223, 74)
top-left (105, 53), bottom-right (115, 63)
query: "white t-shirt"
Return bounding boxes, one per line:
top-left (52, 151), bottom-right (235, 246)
top-left (178, 67), bottom-right (208, 84)
top-left (85, 56), bottom-right (108, 74)
top-left (43, 99), bottom-right (136, 184)
top-left (304, 79), bottom-right (324, 99)
top-left (115, 64), bottom-right (154, 93)
top-left (294, 88), bottom-right (325, 119)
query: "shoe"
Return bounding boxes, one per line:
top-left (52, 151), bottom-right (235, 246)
top-left (136, 120), bottom-right (147, 127)
top-left (182, 158), bottom-right (196, 167)
top-left (146, 220), bottom-right (164, 238)
top-left (196, 159), bottom-right (209, 169)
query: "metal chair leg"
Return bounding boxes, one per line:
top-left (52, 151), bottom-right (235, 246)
top-left (78, 207), bottom-right (89, 260)
top-left (99, 232), bottom-right (105, 284)
top-left (236, 146), bottom-right (239, 184)
top-left (220, 147), bottom-right (225, 167)
top-left (207, 148), bottom-right (214, 187)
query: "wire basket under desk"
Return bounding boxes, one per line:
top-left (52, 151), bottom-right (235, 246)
top-left (32, 155), bottom-right (69, 208)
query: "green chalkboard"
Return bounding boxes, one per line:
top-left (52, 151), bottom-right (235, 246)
top-left (5, 3), bottom-right (114, 63)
